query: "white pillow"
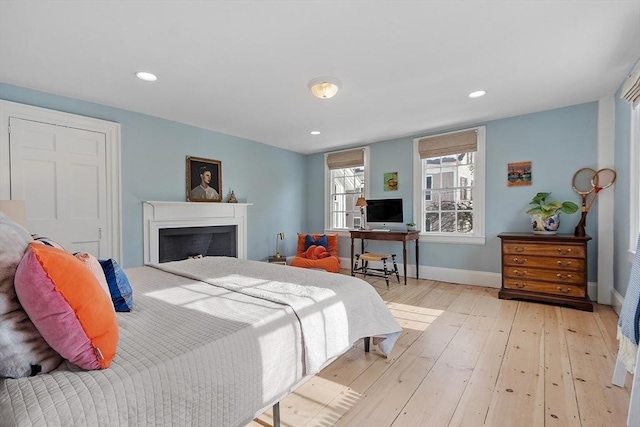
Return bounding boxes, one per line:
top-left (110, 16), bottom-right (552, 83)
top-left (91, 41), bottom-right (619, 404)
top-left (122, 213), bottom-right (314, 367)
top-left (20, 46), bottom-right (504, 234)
top-left (0, 213), bottom-right (63, 378)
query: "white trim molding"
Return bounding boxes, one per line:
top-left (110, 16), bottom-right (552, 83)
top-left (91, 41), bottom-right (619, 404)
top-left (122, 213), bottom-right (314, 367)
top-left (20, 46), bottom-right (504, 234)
top-left (597, 96), bottom-right (615, 304)
top-left (338, 257), bottom-right (501, 288)
top-left (611, 288), bottom-right (624, 316)
top-left (629, 105), bottom-right (640, 259)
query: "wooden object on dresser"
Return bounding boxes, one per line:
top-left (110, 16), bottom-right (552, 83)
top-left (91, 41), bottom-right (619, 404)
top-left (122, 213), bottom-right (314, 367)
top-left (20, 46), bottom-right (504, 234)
top-left (498, 232), bottom-right (593, 311)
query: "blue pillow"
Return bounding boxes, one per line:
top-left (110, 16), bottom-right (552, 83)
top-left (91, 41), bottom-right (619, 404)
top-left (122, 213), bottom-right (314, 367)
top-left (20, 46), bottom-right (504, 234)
top-left (304, 234), bottom-right (328, 251)
top-left (99, 258), bottom-right (133, 312)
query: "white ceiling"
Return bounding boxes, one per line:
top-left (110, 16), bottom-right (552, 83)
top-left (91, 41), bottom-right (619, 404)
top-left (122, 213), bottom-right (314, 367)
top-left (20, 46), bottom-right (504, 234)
top-left (1, 1), bottom-right (639, 155)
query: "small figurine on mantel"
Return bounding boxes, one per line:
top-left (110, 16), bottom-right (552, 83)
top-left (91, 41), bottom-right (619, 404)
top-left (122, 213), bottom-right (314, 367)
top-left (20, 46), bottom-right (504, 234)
top-left (228, 190), bottom-right (238, 203)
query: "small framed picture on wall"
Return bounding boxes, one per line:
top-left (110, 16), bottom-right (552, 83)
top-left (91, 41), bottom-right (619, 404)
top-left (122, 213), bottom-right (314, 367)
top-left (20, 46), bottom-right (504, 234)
top-left (507, 161), bottom-right (532, 187)
top-left (186, 156), bottom-right (222, 202)
top-left (384, 172), bottom-right (398, 191)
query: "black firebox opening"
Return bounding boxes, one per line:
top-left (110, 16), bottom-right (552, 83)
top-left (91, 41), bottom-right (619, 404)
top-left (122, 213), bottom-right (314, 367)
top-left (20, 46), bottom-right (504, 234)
top-left (158, 225), bottom-right (237, 263)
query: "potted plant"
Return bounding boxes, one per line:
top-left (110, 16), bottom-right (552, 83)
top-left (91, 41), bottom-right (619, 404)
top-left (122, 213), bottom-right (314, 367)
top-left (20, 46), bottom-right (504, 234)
top-left (406, 222), bottom-right (417, 231)
top-left (526, 192), bottom-right (578, 234)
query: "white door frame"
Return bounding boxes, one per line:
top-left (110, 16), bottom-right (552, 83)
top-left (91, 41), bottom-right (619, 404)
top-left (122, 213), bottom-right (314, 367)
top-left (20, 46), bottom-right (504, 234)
top-left (0, 100), bottom-right (122, 263)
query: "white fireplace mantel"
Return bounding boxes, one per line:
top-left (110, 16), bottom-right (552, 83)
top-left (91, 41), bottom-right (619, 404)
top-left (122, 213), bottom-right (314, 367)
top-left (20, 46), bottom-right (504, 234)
top-left (143, 201), bottom-right (251, 264)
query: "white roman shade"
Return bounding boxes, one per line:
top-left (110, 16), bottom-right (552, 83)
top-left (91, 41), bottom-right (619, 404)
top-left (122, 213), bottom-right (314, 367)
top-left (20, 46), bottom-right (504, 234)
top-left (326, 148), bottom-right (364, 169)
top-left (417, 129), bottom-right (477, 159)
top-left (621, 62), bottom-right (640, 108)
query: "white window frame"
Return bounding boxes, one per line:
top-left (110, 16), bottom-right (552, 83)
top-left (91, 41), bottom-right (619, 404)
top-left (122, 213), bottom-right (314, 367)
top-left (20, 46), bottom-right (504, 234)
top-left (324, 146), bottom-right (370, 233)
top-left (630, 105), bottom-right (640, 260)
top-left (413, 126), bottom-right (486, 245)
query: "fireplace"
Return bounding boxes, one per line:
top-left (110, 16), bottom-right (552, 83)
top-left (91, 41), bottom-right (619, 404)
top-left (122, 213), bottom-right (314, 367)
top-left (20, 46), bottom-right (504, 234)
top-left (143, 201), bottom-right (250, 264)
top-left (158, 225), bottom-right (237, 262)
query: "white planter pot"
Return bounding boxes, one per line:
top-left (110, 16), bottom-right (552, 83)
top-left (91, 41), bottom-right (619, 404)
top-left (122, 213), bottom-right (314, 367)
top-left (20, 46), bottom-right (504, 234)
top-left (530, 213), bottom-right (560, 234)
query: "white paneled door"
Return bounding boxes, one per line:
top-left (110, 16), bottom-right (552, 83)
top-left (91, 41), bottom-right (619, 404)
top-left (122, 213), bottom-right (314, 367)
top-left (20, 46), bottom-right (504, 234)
top-left (9, 117), bottom-right (109, 257)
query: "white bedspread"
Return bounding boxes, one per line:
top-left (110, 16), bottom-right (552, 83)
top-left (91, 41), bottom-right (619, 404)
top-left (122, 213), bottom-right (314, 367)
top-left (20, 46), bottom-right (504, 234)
top-left (152, 257), bottom-right (402, 373)
top-left (0, 257), bottom-right (402, 426)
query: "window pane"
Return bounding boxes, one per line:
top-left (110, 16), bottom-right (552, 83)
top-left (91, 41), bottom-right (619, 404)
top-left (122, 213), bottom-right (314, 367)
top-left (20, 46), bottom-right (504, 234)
top-left (425, 213), bottom-right (439, 232)
top-left (425, 193), bottom-right (439, 210)
top-left (458, 211), bottom-right (473, 233)
top-left (441, 212), bottom-right (456, 232)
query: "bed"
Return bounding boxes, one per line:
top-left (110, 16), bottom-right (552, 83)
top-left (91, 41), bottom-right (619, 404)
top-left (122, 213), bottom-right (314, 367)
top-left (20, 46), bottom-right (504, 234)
top-left (0, 256), bottom-right (402, 426)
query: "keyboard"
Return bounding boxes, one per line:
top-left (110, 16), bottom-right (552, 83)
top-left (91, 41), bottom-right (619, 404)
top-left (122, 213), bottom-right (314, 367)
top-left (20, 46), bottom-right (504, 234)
top-left (371, 229), bottom-right (391, 232)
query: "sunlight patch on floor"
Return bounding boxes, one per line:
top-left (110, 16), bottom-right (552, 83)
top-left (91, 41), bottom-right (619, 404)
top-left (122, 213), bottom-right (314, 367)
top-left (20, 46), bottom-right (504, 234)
top-left (387, 302), bottom-right (444, 332)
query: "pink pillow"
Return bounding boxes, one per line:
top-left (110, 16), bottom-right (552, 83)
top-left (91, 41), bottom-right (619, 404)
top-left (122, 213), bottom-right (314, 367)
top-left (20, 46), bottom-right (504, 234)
top-left (15, 243), bottom-right (118, 370)
top-left (74, 252), bottom-right (111, 299)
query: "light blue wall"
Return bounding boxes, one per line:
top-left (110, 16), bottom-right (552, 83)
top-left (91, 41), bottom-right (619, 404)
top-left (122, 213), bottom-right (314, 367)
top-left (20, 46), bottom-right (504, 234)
top-left (614, 89), bottom-right (633, 296)
top-left (0, 83), bottom-right (307, 268)
top-left (308, 103), bottom-right (600, 280)
top-left (3, 82), bottom-right (622, 287)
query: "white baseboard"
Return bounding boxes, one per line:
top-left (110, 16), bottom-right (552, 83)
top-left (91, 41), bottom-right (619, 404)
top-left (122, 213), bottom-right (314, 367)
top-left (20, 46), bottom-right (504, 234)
top-left (340, 258), bottom-right (612, 298)
top-left (588, 281), bottom-right (597, 302)
top-left (611, 288), bottom-right (624, 315)
top-left (340, 257), bottom-right (501, 288)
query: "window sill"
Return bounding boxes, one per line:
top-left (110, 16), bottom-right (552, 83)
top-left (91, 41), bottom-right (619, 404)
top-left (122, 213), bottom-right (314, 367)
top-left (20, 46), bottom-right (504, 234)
top-left (419, 233), bottom-right (486, 245)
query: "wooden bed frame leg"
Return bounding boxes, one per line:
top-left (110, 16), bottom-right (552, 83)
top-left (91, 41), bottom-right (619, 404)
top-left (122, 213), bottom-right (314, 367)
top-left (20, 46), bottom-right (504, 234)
top-left (364, 336), bottom-right (370, 352)
top-left (273, 402), bottom-right (280, 427)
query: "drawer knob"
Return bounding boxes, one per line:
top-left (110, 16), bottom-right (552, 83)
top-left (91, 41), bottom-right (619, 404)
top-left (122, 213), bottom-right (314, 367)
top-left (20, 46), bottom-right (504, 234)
top-left (516, 282), bottom-right (526, 288)
top-left (514, 258), bottom-right (526, 264)
top-left (556, 273), bottom-right (573, 280)
top-left (556, 286), bottom-right (572, 293)
top-left (514, 270), bottom-right (527, 276)
top-left (514, 246), bottom-right (525, 253)
top-left (556, 248), bottom-right (573, 255)
top-left (557, 261), bottom-right (573, 267)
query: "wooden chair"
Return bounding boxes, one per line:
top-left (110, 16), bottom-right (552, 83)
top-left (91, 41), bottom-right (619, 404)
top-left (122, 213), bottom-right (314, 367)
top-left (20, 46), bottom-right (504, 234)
top-left (353, 252), bottom-right (400, 289)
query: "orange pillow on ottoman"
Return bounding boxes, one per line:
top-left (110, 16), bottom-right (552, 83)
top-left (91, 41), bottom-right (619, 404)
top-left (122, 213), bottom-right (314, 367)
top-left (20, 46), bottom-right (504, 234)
top-left (14, 243), bottom-right (118, 370)
top-left (296, 233), bottom-right (338, 256)
top-left (304, 245), bottom-right (331, 260)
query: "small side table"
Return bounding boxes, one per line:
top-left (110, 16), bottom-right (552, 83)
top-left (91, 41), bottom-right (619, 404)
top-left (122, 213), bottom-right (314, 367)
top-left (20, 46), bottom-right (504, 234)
top-left (268, 256), bottom-right (287, 265)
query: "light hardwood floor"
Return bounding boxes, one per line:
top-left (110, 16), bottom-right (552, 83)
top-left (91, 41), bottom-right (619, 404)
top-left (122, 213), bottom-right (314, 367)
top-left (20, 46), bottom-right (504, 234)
top-left (250, 271), bottom-right (632, 427)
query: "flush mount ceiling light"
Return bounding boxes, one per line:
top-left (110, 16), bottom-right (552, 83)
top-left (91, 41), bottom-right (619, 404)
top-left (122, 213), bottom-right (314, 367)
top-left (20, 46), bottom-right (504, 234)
top-left (308, 77), bottom-right (341, 99)
top-left (135, 71), bottom-right (158, 82)
top-left (310, 131), bottom-right (321, 135)
top-left (468, 90), bottom-right (486, 98)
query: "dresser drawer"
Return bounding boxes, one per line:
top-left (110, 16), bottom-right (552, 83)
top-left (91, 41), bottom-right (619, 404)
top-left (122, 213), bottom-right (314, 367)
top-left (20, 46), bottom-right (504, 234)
top-left (502, 255), bottom-right (584, 271)
top-left (503, 279), bottom-right (586, 298)
top-left (503, 267), bottom-right (584, 284)
top-left (502, 243), bottom-right (585, 258)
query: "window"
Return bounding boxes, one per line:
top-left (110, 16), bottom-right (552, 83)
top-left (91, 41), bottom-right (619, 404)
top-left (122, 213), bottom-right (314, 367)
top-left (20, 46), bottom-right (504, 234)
top-left (325, 147), bottom-right (369, 231)
top-left (622, 61), bottom-right (640, 255)
top-left (413, 127), bottom-right (485, 244)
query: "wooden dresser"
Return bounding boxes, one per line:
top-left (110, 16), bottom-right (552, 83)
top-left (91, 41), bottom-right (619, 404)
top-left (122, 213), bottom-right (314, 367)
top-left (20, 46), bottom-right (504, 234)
top-left (498, 232), bottom-right (592, 311)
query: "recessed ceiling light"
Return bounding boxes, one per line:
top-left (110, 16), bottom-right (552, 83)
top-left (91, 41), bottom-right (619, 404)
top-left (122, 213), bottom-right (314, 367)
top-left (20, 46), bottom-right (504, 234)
top-left (135, 71), bottom-right (158, 82)
top-left (310, 131), bottom-right (321, 135)
top-left (468, 90), bottom-right (486, 98)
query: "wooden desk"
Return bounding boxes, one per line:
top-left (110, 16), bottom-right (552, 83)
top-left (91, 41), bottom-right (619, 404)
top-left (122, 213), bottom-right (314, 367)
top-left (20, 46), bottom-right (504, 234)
top-left (350, 230), bottom-right (420, 285)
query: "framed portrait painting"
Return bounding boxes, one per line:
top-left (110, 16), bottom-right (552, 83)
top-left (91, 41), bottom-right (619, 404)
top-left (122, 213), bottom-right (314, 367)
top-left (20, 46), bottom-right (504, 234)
top-left (186, 156), bottom-right (222, 202)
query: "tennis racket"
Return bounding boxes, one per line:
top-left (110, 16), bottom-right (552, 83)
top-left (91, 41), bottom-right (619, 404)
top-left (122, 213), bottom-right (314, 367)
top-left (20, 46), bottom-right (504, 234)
top-left (585, 168), bottom-right (616, 211)
top-left (572, 167), bottom-right (597, 212)
top-left (572, 167), bottom-right (616, 235)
